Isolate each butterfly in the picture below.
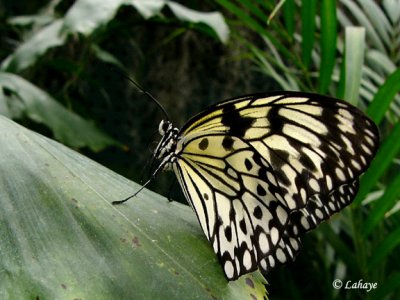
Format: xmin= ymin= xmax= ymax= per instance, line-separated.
xmin=114 ymin=91 xmax=379 ymax=280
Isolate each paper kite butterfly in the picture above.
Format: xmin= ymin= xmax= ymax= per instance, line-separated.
xmin=113 ymin=91 xmax=379 ymax=280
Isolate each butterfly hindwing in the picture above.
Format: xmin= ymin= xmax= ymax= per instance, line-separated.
xmin=174 ymin=134 xmax=290 ymax=278
xmin=168 ymin=92 xmax=379 ymax=280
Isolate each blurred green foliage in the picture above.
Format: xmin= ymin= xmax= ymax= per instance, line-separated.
xmin=1 ymin=0 xmax=399 ymax=299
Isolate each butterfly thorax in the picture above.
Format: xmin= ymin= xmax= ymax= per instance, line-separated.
xmin=154 ymin=120 xmax=179 ymax=170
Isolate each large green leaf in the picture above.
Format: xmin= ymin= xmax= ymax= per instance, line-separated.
xmin=166 ymin=1 xmax=229 ymax=43
xmin=0 ymin=20 xmax=65 ymax=73
xmin=0 ymin=116 xmax=267 ymax=299
xmin=64 ymin=0 xmax=229 ymax=42
xmin=0 ymin=72 xmax=119 ymax=151
xmin=63 ymin=0 xmax=124 ymax=36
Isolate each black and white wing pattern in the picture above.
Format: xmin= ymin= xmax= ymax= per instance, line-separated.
xmin=164 ymin=91 xmax=379 ymax=280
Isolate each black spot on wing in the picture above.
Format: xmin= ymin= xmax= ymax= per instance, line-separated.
xmin=222 ymin=136 xmax=234 ymax=150
xmin=253 ymin=206 xmax=263 ymax=219
xmin=299 ymin=152 xmax=317 ymax=171
xmin=269 ymin=149 xmax=291 ymax=184
xmin=276 ymin=171 xmax=291 ymax=186
xmin=271 ymin=149 xmax=289 ymax=166
xmin=221 ymin=103 xmax=255 ymax=137
xmin=267 ymin=149 xmax=292 ymax=186
xmin=225 ymin=226 xmax=232 ymax=242
xmin=244 ymin=158 xmax=253 ymax=171
xmin=268 ymin=106 xmax=284 ymax=132
xmin=257 ymin=184 xmax=267 ymax=196
xmin=199 ymin=138 xmax=209 ymax=150
xmin=239 ymin=219 xmax=247 ymax=234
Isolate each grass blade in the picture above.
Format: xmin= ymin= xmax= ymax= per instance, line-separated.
xmin=368 ymin=227 xmax=400 ymax=270
xmin=283 ymin=0 xmax=295 ymax=39
xmin=319 ymin=0 xmax=337 ymax=93
xmin=362 ymin=173 xmax=400 ymax=237
xmin=319 ymin=224 xmax=358 ymax=275
xmin=300 ymin=0 xmax=317 ymax=68
xmin=370 ymin=271 xmax=400 ymax=300
xmin=344 ymin=27 xmax=365 ymax=105
xmin=367 ymin=68 xmax=400 ymax=124
xmin=355 ymin=121 xmax=400 ymax=205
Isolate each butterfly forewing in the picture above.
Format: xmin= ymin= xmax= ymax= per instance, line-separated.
xmin=169 ymin=92 xmax=379 ymax=280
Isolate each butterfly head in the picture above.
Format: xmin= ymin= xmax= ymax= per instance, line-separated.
xmin=158 ymin=119 xmax=172 ymax=136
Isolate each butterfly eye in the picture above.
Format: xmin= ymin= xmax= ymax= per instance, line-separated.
xmin=158 ymin=120 xmax=170 ymax=135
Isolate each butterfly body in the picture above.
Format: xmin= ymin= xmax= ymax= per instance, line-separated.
xmin=151 ymin=91 xmax=379 ymax=280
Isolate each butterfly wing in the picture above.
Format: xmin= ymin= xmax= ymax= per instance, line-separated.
xmin=173 ymin=92 xmax=379 ymax=280
xmin=173 ymin=134 xmax=291 ymax=279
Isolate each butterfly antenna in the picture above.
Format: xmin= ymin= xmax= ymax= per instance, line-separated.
xmin=112 ymin=178 xmax=153 ymax=205
xmin=112 ymin=158 xmax=167 ymax=205
xmin=113 ymin=69 xmax=170 ymax=121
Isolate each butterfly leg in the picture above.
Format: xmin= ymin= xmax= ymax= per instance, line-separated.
xmin=166 ymin=177 xmax=178 ymax=202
